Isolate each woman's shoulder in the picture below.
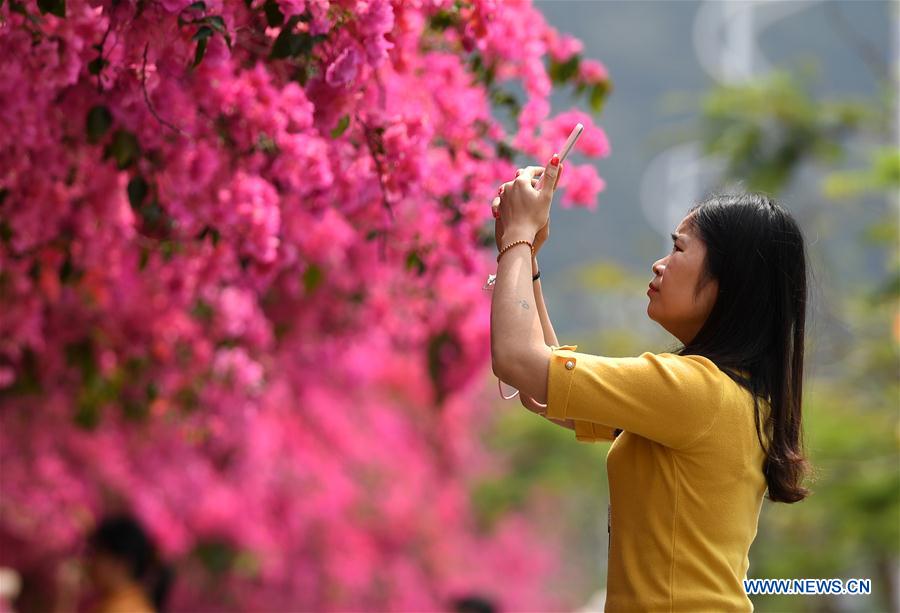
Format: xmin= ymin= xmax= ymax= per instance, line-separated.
xmin=635 ymin=351 xmax=728 ymax=388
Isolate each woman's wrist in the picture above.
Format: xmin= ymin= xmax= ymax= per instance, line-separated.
xmin=502 ymin=226 xmax=537 ymax=247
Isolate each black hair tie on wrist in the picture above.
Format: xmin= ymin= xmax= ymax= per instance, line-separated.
xmin=532 ymin=270 xmax=540 ymax=281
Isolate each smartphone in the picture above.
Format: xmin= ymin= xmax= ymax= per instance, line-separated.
xmin=534 ymin=122 xmax=583 ymax=191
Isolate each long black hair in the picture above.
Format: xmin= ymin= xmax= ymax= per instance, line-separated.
xmin=671 ymin=192 xmax=814 ymax=503
xmin=88 ymin=513 xmax=175 ymax=612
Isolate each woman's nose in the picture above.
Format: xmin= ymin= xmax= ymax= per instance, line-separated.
xmin=652 ymin=261 xmax=665 ymax=276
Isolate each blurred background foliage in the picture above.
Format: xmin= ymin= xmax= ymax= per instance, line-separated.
xmin=472 ymin=6 xmax=899 ymax=611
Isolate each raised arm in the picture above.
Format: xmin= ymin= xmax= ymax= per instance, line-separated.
xmin=522 ymin=255 xmax=577 ymax=432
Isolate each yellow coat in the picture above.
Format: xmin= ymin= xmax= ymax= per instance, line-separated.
xmin=546 ymin=345 xmax=769 ymax=612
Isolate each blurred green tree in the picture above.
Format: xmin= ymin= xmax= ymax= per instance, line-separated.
xmin=695 ymin=41 xmax=899 ymax=613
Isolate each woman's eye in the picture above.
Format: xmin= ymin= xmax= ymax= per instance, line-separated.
xmin=671 ymin=244 xmax=681 ymax=253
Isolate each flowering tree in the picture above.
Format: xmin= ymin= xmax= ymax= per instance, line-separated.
xmin=0 ymin=0 xmax=611 ymax=609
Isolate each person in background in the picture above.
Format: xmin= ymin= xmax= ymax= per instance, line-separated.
xmin=86 ymin=513 xmax=174 ymax=613
xmin=53 ymin=513 xmax=174 ymax=613
xmin=0 ymin=567 xmax=22 ymax=612
xmin=450 ymin=593 xmax=496 ymax=613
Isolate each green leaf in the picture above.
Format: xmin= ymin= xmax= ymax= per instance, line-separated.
xmin=495 ymin=140 xmax=515 ymax=161
xmin=193 ymin=24 xmax=214 ymax=41
xmin=206 ymin=15 xmax=231 ymax=50
xmin=0 ymin=348 xmax=42 ymax=398
xmin=59 ymin=250 xmax=82 ymax=284
xmin=86 ymin=106 xmax=113 ymax=144
xmin=207 ymin=15 xmax=225 ymax=32
xmin=548 ymin=55 xmax=580 ymax=85
xmin=142 ymin=201 xmax=163 ymax=226
xmin=589 ymin=81 xmax=609 ymax=113
xmin=873 ymin=148 xmax=900 ymax=187
xmin=160 ymin=238 xmax=178 ymax=261
xmin=74 ymin=399 xmax=101 ymax=429
xmin=187 ymin=1 xmax=205 ymax=10
xmin=0 ymin=220 xmax=12 ymax=245
xmin=256 ymin=132 xmax=277 ymax=153
xmin=428 ymin=9 xmax=458 ymax=31
xmin=263 ymin=0 xmax=284 ymax=27
xmin=293 ymin=63 xmax=310 ymax=87
xmin=490 ymin=88 xmax=520 ymax=114
xmin=37 ymin=0 xmax=64 ymax=17
xmin=127 ymin=176 xmax=149 ymax=210
xmin=270 ymin=31 xmax=297 ymax=59
xmin=196 ymin=224 xmax=221 ymax=246
xmin=193 ymin=539 xmax=237 ymax=576
xmin=467 ymin=52 xmax=496 ymax=88
xmin=271 ymin=25 xmax=326 ymax=60
xmin=87 ymin=56 xmax=108 ymax=76
xmin=330 ymin=115 xmax=350 ymax=138
xmin=190 ymin=298 xmax=214 ymax=322
xmin=406 ymin=251 xmax=426 ymax=276
xmin=193 ymin=36 xmax=209 ymax=68
xmin=302 ymin=264 xmax=323 ymax=292
xmin=103 ymin=129 xmax=140 ymax=169
xmin=270 ymin=16 xmax=301 ymax=58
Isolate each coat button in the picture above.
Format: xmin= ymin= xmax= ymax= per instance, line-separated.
xmin=565 ymin=360 xmax=575 ymax=370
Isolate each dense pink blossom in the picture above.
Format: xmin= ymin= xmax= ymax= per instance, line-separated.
xmin=544 ymin=110 xmax=612 ymax=160
xmin=547 ymin=31 xmax=583 ymax=62
xmin=559 ymin=163 xmax=608 ymax=210
xmin=579 ymin=58 xmax=610 ymax=83
xmin=0 ymin=0 xmax=611 ymax=609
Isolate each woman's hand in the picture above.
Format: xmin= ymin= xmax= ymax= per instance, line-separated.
xmin=493 ymin=154 xmax=562 ymax=240
xmin=492 ymin=161 xmax=563 ymax=254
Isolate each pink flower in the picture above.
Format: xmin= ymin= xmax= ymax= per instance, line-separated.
xmin=159 ymin=0 xmax=193 ymax=13
xmin=0 ymin=366 xmax=14 ymax=388
xmin=357 ymin=0 xmax=395 ymax=63
xmin=578 ymin=58 xmax=609 ymax=83
xmin=548 ymin=33 xmax=583 ymax=62
xmin=579 ymin=124 xmax=611 ymax=158
xmin=212 ymin=347 xmax=264 ymax=390
xmin=543 ymin=110 xmax=611 ymax=158
xmin=275 ymin=0 xmax=307 ymax=19
xmin=326 ymin=44 xmax=362 ymax=87
xmin=560 ymin=164 xmax=607 ymax=210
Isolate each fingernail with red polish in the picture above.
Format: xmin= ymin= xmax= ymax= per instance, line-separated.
xmin=550 ymin=154 xmax=560 ymax=167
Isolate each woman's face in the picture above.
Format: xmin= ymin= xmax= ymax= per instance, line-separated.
xmin=647 ymin=213 xmax=719 ymax=345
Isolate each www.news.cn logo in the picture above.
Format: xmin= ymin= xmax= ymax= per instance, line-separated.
xmin=743 ymin=578 xmax=872 ymax=595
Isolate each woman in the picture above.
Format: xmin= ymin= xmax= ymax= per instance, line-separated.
xmin=88 ymin=515 xmax=172 ymax=613
xmin=63 ymin=513 xmax=175 ymax=613
xmin=490 ymin=159 xmax=812 ymax=612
